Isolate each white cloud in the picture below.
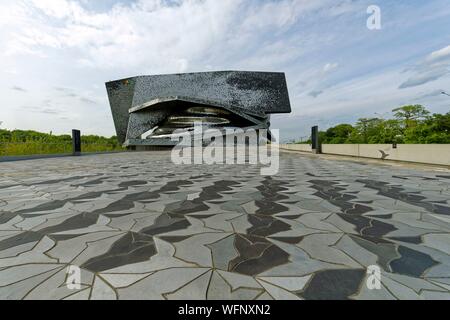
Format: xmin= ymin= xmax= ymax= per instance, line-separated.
xmin=427 ymin=44 xmax=450 ymax=62
xmin=323 ymin=63 xmax=338 ymax=73
xmin=1 ymin=0 xmax=348 ymax=72
xmin=30 ymin=0 xmax=79 ymax=19
xmin=399 ymin=68 xmax=449 ymax=89
xmin=299 ymin=62 xmax=339 ymax=98
xmin=0 ymin=1 xmax=299 ymax=70
xmin=399 ymin=44 xmax=450 ymax=89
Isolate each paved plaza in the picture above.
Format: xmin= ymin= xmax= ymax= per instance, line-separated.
xmin=0 ymin=151 xmax=449 ymax=300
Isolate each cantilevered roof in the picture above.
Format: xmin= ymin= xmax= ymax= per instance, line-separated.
xmin=106 ymin=71 xmax=291 ymax=144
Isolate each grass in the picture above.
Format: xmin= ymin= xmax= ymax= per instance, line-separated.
xmin=0 ymin=141 xmax=125 ymax=157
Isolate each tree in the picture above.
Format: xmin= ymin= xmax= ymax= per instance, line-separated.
xmin=354 ymin=118 xmax=381 ymax=143
xmin=324 ymin=124 xmax=354 ymax=144
xmin=432 ymin=112 xmax=450 ymax=132
xmin=293 ymin=107 xmax=449 ymax=145
xmin=378 ymin=119 xmax=404 ymax=143
xmin=404 ymin=112 xmax=450 ymax=143
xmin=392 ymin=105 xmax=430 ymax=129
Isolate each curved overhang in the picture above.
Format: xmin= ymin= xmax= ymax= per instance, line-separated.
xmin=128 ymin=96 xmax=268 ymax=126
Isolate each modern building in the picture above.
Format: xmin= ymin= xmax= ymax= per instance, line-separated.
xmin=106 ymin=71 xmax=291 ymax=149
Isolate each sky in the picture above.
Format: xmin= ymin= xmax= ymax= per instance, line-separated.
xmin=0 ymin=0 xmax=450 ymax=142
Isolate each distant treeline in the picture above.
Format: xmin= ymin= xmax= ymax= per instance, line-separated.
xmin=0 ymin=129 xmax=123 ymax=156
xmin=297 ymin=105 xmax=450 ymax=144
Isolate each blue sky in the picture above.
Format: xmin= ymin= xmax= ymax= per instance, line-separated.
xmin=0 ymin=0 xmax=449 ymax=142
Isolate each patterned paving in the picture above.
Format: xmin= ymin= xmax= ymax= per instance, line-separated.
xmin=0 ymin=151 xmax=449 ymax=300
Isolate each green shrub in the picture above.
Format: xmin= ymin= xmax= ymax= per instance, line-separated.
xmin=0 ymin=130 xmax=124 ymax=156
